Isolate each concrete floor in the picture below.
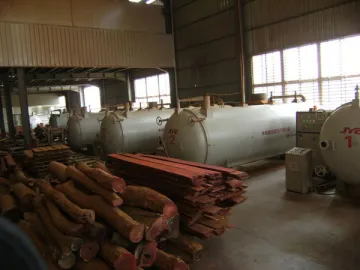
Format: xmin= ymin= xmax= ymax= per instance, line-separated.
xmin=193 ymin=164 xmax=360 ymax=270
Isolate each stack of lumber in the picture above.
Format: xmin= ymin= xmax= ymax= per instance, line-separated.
xmin=0 ymin=161 xmax=193 ymax=270
xmin=24 ymin=145 xmax=72 ymax=177
xmin=107 ymin=154 xmax=248 ymax=239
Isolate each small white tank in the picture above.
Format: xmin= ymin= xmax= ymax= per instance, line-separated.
xmin=319 ymin=88 xmax=360 ymax=184
xmin=49 ymin=112 xmax=70 ymax=128
xmin=100 ymin=108 xmax=173 ymax=156
xmin=163 ymin=98 xmax=307 ymax=167
xmin=67 ymin=111 xmax=106 ymax=149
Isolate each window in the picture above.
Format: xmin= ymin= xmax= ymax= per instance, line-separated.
xmin=134 ymin=73 xmax=171 ymax=108
xmin=84 ymin=86 xmax=101 ymax=112
xmin=252 ymin=34 xmax=360 ymax=109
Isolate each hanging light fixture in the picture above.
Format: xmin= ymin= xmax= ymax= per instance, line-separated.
xmin=129 ymin=0 xmax=142 ymax=3
xmin=146 ymin=0 xmax=156 ymax=4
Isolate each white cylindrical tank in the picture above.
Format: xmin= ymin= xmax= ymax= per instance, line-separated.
xmin=162 ymin=103 xmax=306 ymax=167
xmin=49 ymin=113 xmax=70 ymax=128
xmin=319 ymin=92 xmax=360 ymax=184
xmin=67 ymin=111 xmax=105 ymax=149
xmin=100 ymin=109 xmax=173 ymax=156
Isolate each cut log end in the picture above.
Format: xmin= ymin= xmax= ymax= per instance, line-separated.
xmin=146 ymin=216 xmax=167 ymax=242
xmin=114 ymin=253 xmax=137 ymax=270
xmin=163 ymin=203 xmax=179 ymax=220
xmin=80 ymin=241 xmax=100 ymax=262
xmin=112 ymin=197 xmax=124 ymax=207
xmin=130 ymin=223 xmax=146 ymax=244
xmin=58 ymin=252 xmax=76 ymax=270
xmin=112 ymin=178 xmax=126 ymax=193
xmin=70 ymin=237 xmax=84 ymax=252
xmin=138 ymin=242 xmax=157 ymax=268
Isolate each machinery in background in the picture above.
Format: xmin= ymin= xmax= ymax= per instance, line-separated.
xmin=49 ymin=109 xmax=70 ymax=129
xmin=285 ymin=147 xmax=313 ymax=194
xmin=296 ymin=109 xmax=332 ymax=177
xmin=319 ymin=86 xmax=360 ymax=187
xmin=161 ymin=94 xmax=307 ymax=167
xmin=33 ymin=125 xmax=66 ymax=146
xmin=99 ymin=102 xmax=173 ymax=159
xmin=67 ymin=108 xmax=106 ymax=151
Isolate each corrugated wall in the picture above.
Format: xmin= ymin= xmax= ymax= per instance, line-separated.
xmin=244 ymin=0 xmax=360 ymax=55
xmin=0 ymin=0 xmax=174 ymax=68
xmin=172 ymin=0 xmax=242 ymax=100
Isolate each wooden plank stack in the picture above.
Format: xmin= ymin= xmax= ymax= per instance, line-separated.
xmin=0 ymin=161 xmax=193 ymax=270
xmin=24 ymin=145 xmax=72 ymax=177
xmin=107 ymin=153 xmax=248 ymax=239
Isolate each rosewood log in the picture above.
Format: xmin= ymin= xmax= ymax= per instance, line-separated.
xmin=76 ymin=162 xmax=126 ymax=193
xmin=56 ymin=181 xmax=144 ymax=243
xmin=92 ymin=161 xmax=111 ymax=173
xmin=155 ymin=250 xmax=189 ymax=270
xmin=12 ymin=183 xmax=37 ymax=210
xmin=66 ymin=165 xmax=123 ymax=207
xmin=36 ymin=179 xmax=95 ymax=224
xmin=48 ymin=162 xmax=68 ymax=183
xmin=100 ymin=242 xmax=137 ymax=270
xmin=10 ymin=168 xmax=34 ymax=186
xmin=0 ymin=193 xmax=22 ymax=222
xmin=136 ymin=241 xmax=158 ymax=268
xmin=121 ymin=186 xmax=178 ymax=219
xmin=80 ymin=240 xmax=99 ymax=262
xmin=45 ymin=198 xmax=84 ymax=236
xmin=169 ymin=233 xmax=204 ymax=261
xmin=75 ymin=259 xmax=110 ymax=270
xmin=84 ymin=221 xmax=107 ymax=241
xmin=18 ymin=220 xmax=48 ymax=257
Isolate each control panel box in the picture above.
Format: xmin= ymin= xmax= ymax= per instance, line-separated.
xmin=286 ymin=147 xmax=312 ymax=194
xmin=296 ymin=111 xmax=331 ymax=133
xmin=297 ymin=133 xmax=325 ymax=170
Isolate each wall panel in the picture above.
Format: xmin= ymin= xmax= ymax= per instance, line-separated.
xmin=0 ymin=22 xmax=174 ymax=68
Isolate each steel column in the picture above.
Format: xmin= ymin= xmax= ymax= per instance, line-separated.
xmin=0 ymin=88 xmax=5 ymax=135
xmin=17 ymin=68 xmax=31 ymax=149
xmin=3 ymin=80 xmax=15 ymax=138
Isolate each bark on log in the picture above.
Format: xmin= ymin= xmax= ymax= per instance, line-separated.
xmin=18 ymin=220 xmax=61 ymax=270
xmin=84 ymin=221 xmax=107 ymax=241
xmin=121 ymin=206 xmax=167 ymax=242
xmin=75 ymin=259 xmax=110 ymax=270
xmin=168 ymin=233 xmax=204 ymax=261
xmin=80 ymin=240 xmax=99 ymax=262
xmin=10 ymin=168 xmax=34 ymax=186
xmin=76 ymin=162 xmax=126 ymax=193
xmin=48 ymin=162 xmax=68 ymax=183
xmin=34 ymin=197 xmax=83 ymax=256
xmin=155 ymin=250 xmax=189 ymax=270
xmin=12 ymin=183 xmax=37 ymax=210
xmin=66 ymin=165 xmax=123 ymax=207
xmin=0 ymin=193 xmax=22 ymax=222
xmin=100 ymin=242 xmax=137 ymax=270
xmin=121 ymin=186 xmax=178 ymax=219
xmin=36 ymin=179 xmax=95 ymax=224
xmin=92 ymin=161 xmax=111 ymax=174
xmin=45 ymin=198 xmax=84 ymax=236
xmin=56 ymin=181 xmax=144 ymax=243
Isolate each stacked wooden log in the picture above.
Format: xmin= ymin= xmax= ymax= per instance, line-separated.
xmin=0 ymin=153 xmax=17 ymax=176
xmin=0 ymin=162 xmax=192 ymax=270
xmin=24 ymin=145 xmax=72 ymax=177
xmin=107 ymin=153 xmax=248 ymax=239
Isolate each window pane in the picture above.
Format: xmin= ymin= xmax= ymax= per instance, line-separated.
xmin=341 ymin=36 xmax=360 ymax=76
xmin=84 ymin=86 xmax=101 ymax=112
xmin=252 ymin=51 xmax=281 ymax=85
xmin=147 ymin=97 xmax=160 ymax=103
xmin=159 ymin=73 xmax=170 ymax=95
xmin=146 ymin=76 xmax=159 ymax=97
xmin=254 ymin=85 xmax=282 ymax=98
xmin=322 ymin=77 xmax=360 ymax=109
xmin=284 ymin=44 xmax=318 ymax=81
xmin=160 ymin=95 xmax=171 ymax=105
xmin=134 ymin=98 xmax=147 ymax=109
xmin=135 ymin=79 xmax=147 ymax=98
xmin=321 ymin=39 xmax=341 ymax=77
xmin=285 ymin=82 xmax=319 ymax=106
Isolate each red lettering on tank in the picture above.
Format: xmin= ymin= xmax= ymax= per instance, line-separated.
xmin=340 ymin=127 xmax=360 ymax=135
xmin=262 ymin=127 xmax=291 ymax=136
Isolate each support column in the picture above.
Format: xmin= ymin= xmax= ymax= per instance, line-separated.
xmin=17 ymin=68 xmax=31 ymax=149
xmin=0 ymin=87 xmax=6 ymax=135
xmin=3 ymin=80 xmax=15 ymax=138
xmin=167 ymin=68 xmax=177 ymax=108
xmin=127 ymin=73 xmax=135 ymax=103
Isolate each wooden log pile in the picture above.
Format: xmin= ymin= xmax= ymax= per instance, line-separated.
xmin=107 ymin=153 xmax=248 ymax=239
xmin=0 ymin=161 xmax=191 ymax=270
xmin=23 ymin=145 xmax=72 ymax=178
